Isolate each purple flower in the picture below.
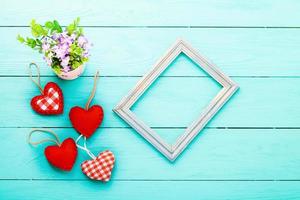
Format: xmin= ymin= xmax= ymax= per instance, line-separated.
xmin=58 ymin=32 xmax=74 ymax=45
xmin=84 ymin=42 xmax=91 ymax=50
xmin=61 ymin=37 xmax=73 ymax=45
xmin=55 ymin=48 xmax=66 ymax=59
xmin=52 ymin=33 xmax=59 ymax=40
xmin=82 ymin=50 xmax=90 ymax=58
xmin=78 ymin=35 xmax=88 ymax=47
xmin=61 ymin=56 xmax=70 ymax=67
xmin=42 ymin=42 xmax=50 ymax=52
xmin=40 ymin=25 xmax=92 ymax=70
xmin=52 ymin=44 xmax=69 ymax=59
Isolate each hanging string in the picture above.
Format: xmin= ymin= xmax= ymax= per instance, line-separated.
xmin=28 ymin=62 xmax=43 ymax=94
xmin=28 ymin=128 xmax=61 ymax=146
xmin=85 ymin=71 xmax=100 ymax=110
xmin=76 ymin=135 xmax=96 ymax=159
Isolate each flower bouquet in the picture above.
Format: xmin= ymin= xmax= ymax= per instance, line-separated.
xmin=17 ymin=18 xmax=91 ymax=80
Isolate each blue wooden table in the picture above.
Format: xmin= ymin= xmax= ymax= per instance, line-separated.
xmin=1 ymin=0 xmax=300 ymax=199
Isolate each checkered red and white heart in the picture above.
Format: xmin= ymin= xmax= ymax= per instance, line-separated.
xmin=81 ymin=150 xmax=115 ymax=182
xmin=31 ymin=82 xmax=64 ymax=115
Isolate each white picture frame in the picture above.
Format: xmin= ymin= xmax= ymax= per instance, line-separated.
xmin=114 ymin=39 xmax=239 ymax=162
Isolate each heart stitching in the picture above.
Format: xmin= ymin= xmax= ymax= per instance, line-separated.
xmin=31 ymin=82 xmax=64 ymax=115
xmin=81 ymin=150 xmax=115 ymax=182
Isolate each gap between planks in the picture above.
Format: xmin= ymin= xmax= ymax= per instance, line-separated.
xmin=1 ymin=179 xmax=300 ymax=182
xmin=1 ymin=127 xmax=300 ymax=129
xmin=2 ymin=25 xmax=300 ymax=29
xmin=1 ymin=75 xmax=300 ymax=78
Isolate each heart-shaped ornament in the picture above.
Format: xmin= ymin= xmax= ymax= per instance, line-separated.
xmin=31 ymin=82 xmax=64 ymax=115
xmin=69 ymin=71 xmax=104 ymax=138
xmin=69 ymin=105 xmax=104 ymax=138
xmin=81 ymin=150 xmax=115 ymax=182
xmin=45 ymin=138 xmax=77 ymax=171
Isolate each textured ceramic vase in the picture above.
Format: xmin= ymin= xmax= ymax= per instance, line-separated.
xmin=55 ymin=65 xmax=85 ymax=80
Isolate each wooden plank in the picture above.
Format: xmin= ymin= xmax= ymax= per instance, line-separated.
xmin=1 ymin=180 xmax=300 ymax=200
xmin=2 ymin=0 xmax=300 ymax=26
xmin=2 ymin=28 xmax=300 ymax=76
xmin=1 ymin=128 xmax=300 ymax=180
xmin=1 ymin=77 xmax=299 ymax=128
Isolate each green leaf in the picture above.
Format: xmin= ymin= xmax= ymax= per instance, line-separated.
xmin=74 ymin=46 xmax=83 ymax=55
xmin=53 ymin=20 xmax=62 ymax=33
xmin=52 ymin=65 xmax=61 ymax=75
xmin=36 ymin=39 xmax=42 ymax=45
xmin=26 ymin=37 xmax=36 ymax=48
xmin=36 ymin=39 xmax=42 ymax=51
xmin=66 ymin=17 xmax=82 ymax=35
xmin=71 ymin=60 xmax=82 ymax=69
xmin=30 ymin=19 xmax=36 ymax=27
xmin=69 ymin=43 xmax=76 ymax=52
xmin=67 ymin=24 xmax=75 ymax=35
xmin=82 ymin=57 xmax=88 ymax=62
xmin=75 ymin=17 xmax=80 ymax=25
xmin=78 ymin=27 xmax=83 ymax=35
xmin=17 ymin=35 xmax=25 ymax=43
xmin=30 ymin=19 xmax=47 ymax=37
xmin=45 ymin=21 xmax=54 ymax=29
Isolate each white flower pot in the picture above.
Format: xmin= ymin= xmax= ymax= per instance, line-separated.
xmin=54 ymin=65 xmax=85 ymax=80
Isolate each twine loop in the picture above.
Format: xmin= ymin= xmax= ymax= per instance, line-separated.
xmin=28 ymin=128 xmax=61 ymax=146
xmin=77 ymin=70 xmax=100 ymax=158
xmin=28 ymin=62 xmax=43 ymax=94
xmin=85 ymin=71 xmax=100 ymax=110
xmin=76 ymin=135 xmax=96 ymax=159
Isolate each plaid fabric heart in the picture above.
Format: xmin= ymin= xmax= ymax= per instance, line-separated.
xmin=81 ymin=150 xmax=115 ymax=182
xmin=31 ymin=82 xmax=64 ymax=115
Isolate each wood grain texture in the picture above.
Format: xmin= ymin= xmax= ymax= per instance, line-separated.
xmin=2 ymin=28 xmax=300 ymax=76
xmin=1 ymin=128 xmax=300 ymax=180
xmin=1 ymin=0 xmax=300 ymax=199
xmin=1 ymin=180 xmax=300 ymax=200
xmin=1 ymin=77 xmax=299 ymax=128
xmin=2 ymin=0 xmax=300 ymax=26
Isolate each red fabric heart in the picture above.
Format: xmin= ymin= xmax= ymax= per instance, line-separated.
xmin=31 ymin=82 xmax=64 ymax=115
xmin=44 ymin=138 xmax=77 ymax=171
xmin=81 ymin=150 xmax=115 ymax=182
xmin=69 ymin=105 xmax=104 ymax=138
